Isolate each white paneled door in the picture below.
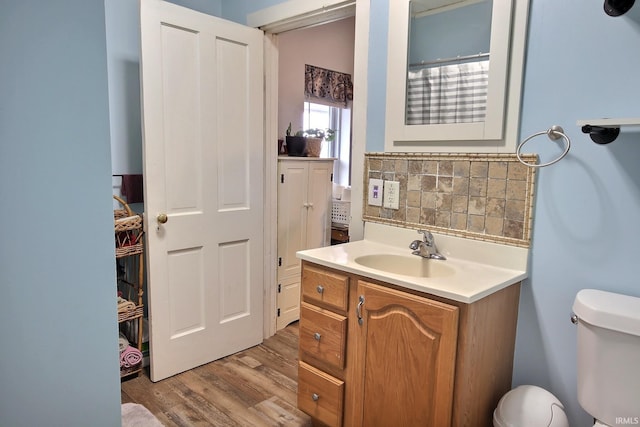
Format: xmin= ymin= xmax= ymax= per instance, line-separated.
xmin=140 ymin=0 xmax=264 ymax=382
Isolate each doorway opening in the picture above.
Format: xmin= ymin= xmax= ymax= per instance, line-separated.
xmin=276 ymin=16 xmax=355 ymax=188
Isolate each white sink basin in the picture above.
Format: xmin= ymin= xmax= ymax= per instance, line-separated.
xmin=297 ymin=223 xmax=529 ymax=303
xmin=354 ymin=254 xmax=455 ymax=278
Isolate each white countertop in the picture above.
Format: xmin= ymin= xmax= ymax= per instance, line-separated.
xmin=297 ymin=223 xmax=529 ymax=304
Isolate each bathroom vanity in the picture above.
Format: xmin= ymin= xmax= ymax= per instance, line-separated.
xmin=296 ymin=223 xmax=528 ymax=427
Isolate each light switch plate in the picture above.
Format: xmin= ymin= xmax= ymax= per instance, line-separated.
xmin=368 ymin=179 xmax=383 ymax=206
xmin=383 ymin=180 xmax=400 ymax=210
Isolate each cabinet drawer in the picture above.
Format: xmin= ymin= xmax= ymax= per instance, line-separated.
xmin=298 ymin=361 xmax=344 ymax=427
xmin=302 ymin=264 xmax=349 ymax=312
xmin=299 ymin=303 xmax=347 ymax=369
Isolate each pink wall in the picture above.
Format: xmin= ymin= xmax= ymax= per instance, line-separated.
xmin=278 ymin=17 xmax=355 ymax=138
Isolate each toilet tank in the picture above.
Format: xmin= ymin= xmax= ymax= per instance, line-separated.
xmin=573 ymin=289 xmax=640 ymax=426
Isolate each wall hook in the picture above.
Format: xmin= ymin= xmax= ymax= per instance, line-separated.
xmin=604 ymin=0 xmax=635 ymax=16
xmin=580 ymin=125 xmax=620 ymax=144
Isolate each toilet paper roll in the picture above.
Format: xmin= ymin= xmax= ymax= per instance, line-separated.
xmin=341 ymin=187 xmax=351 ymax=201
xmin=333 ymin=184 xmax=344 ymax=200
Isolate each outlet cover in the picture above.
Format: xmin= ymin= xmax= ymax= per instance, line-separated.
xmin=383 ymin=180 xmax=400 ymax=210
xmin=368 ymin=179 xmax=383 ymax=206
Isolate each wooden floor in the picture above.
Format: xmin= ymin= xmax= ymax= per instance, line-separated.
xmin=121 ymin=322 xmax=311 ymax=427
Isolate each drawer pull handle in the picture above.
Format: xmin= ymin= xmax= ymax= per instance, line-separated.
xmin=357 ymin=295 xmax=365 ymax=325
xmin=316 ymin=285 xmax=324 ymax=294
xmin=312 ymin=393 xmax=320 ymax=402
xmin=314 ymin=332 xmax=322 ymax=341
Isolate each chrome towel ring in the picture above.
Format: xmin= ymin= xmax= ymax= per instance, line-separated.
xmin=516 ymin=125 xmax=571 ymax=168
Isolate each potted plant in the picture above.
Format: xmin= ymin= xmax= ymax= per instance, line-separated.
xmin=296 ymin=128 xmax=335 ymax=157
xmin=284 ymin=124 xmax=336 ymax=157
xmin=284 ymin=123 xmax=307 ymax=156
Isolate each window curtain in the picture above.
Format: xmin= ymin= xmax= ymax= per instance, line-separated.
xmin=305 ymin=64 xmax=353 ymax=107
xmin=406 ymin=60 xmax=489 ymax=125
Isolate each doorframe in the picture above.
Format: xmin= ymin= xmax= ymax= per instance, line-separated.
xmin=251 ymin=0 xmax=370 ymax=337
xmin=263 ymin=32 xmax=279 ymax=339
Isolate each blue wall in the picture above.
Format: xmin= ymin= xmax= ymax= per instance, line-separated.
xmin=220 ymin=0 xmax=285 ymax=25
xmin=366 ymin=0 xmax=390 ymax=152
xmin=107 ymin=0 xmax=222 ymax=176
xmin=513 ymin=2 xmax=640 ymax=424
xmin=0 ymin=1 xmax=121 ymax=426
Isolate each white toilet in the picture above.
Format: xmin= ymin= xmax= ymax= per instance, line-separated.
xmin=573 ymin=289 xmax=640 ymax=427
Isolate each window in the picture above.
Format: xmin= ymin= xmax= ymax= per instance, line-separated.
xmin=303 ymin=101 xmax=351 ymax=186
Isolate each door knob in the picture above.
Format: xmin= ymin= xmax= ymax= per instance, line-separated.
xmin=157 ymin=213 xmax=168 ymax=224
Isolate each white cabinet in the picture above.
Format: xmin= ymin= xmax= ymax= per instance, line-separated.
xmin=277 ymin=157 xmax=334 ymax=330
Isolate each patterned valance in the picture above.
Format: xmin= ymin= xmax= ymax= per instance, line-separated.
xmin=304 ymin=64 xmax=353 ymax=107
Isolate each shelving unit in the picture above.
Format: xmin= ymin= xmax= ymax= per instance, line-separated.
xmin=577 ymin=118 xmax=640 ymax=144
xmin=113 ymin=195 xmax=145 ymax=378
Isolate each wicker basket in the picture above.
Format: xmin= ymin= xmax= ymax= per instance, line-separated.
xmin=306 ymin=137 xmax=322 ymax=157
xmin=118 ymin=305 xmax=144 ymax=323
xmin=120 ymin=362 xmax=143 ymax=377
xmin=114 ymin=195 xmax=144 ymax=258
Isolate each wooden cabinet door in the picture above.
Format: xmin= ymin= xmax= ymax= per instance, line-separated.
xmin=351 ymin=281 xmax=459 ymax=427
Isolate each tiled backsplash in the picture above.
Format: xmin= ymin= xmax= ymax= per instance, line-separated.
xmin=363 ymin=153 xmax=538 ymax=247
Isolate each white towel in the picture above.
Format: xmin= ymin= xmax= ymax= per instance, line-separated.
xmin=117 ymin=296 xmax=136 ymax=313
xmin=119 ymin=333 xmax=129 ymax=353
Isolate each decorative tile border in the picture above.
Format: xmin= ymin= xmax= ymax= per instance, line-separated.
xmin=363 ymin=152 xmax=538 ymax=247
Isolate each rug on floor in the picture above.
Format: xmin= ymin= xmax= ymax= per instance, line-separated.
xmin=121 ymin=403 xmax=164 ymax=427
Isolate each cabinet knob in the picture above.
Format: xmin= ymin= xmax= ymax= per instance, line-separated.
xmin=316 ymin=285 xmax=324 ymax=294
xmin=157 ymin=213 xmax=168 ymax=224
xmin=314 ymin=332 xmax=322 ymax=341
xmin=312 ymin=393 xmax=320 ymax=402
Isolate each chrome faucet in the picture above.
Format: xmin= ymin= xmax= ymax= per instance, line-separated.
xmin=409 ymin=230 xmax=446 ymax=260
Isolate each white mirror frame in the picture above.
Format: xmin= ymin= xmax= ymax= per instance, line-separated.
xmin=385 ymin=0 xmax=530 ymax=153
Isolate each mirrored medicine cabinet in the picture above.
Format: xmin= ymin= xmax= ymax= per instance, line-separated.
xmin=385 ymin=0 xmax=530 ymax=152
